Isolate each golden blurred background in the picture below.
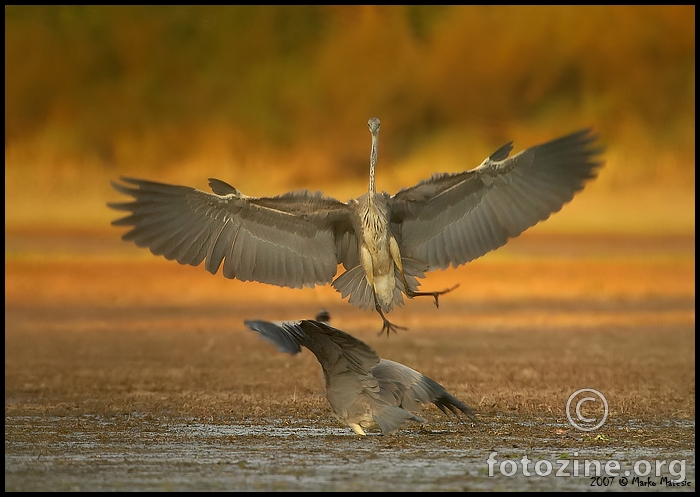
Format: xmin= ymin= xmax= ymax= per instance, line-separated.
xmin=5 ymin=6 xmax=695 ymax=233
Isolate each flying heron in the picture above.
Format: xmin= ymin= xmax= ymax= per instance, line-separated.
xmin=244 ymin=311 xmax=476 ymax=435
xmin=109 ymin=119 xmax=603 ymax=335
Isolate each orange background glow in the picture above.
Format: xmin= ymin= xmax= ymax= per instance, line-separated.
xmin=5 ymin=6 xmax=695 ymax=233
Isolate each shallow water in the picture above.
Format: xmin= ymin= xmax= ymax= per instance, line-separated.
xmin=5 ymin=415 xmax=694 ymax=491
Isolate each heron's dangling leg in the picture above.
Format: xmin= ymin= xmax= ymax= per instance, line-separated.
xmin=372 ymin=289 xmax=407 ymax=337
xmin=397 ymin=266 xmax=460 ymax=309
xmin=406 ymin=283 xmax=460 ymax=308
xmin=389 ymin=239 xmax=459 ymax=309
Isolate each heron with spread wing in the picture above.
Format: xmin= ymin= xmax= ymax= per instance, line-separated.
xmin=109 ymin=119 xmax=603 ymax=335
xmin=244 ymin=310 xmax=476 ymax=436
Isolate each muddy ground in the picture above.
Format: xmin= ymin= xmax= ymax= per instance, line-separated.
xmin=5 ymin=229 xmax=695 ymax=491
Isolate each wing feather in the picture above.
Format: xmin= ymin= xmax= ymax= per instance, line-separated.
xmin=390 ymin=128 xmax=603 ymax=270
xmin=243 ymin=319 xmax=380 ymax=376
xmin=109 ymin=177 xmax=356 ymax=289
xmin=372 ymin=359 xmax=475 ymax=421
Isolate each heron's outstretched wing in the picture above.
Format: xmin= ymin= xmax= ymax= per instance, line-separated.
xmin=244 ymin=319 xmax=424 ymax=435
xmin=244 ymin=318 xmax=473 ymax=434
xmin=372 ymin=359 xmax=476 ymax=421
xmin=243 ymin=319 xmax=380 ymax=379
xmin=109 ymin=177 xmax=355 ymax=289
xmin=389 ymin=129 xmax=604 ymax=270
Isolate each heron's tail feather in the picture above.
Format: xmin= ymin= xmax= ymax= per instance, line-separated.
xmin=431 ymin=388 xmax=477 ymax=423
xmin=333 ymin=258 xmax=429 ymax=312
xmin=412 ymin=374 xmax=477 ymax=423
xmin=332 ymin=265 xmax=381 ymax=311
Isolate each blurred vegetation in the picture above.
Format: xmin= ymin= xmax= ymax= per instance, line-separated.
xmin=4 ymin=6 xmax=695 ymax=230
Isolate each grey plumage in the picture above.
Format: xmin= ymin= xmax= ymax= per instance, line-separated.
xmin=244 ymin=312 xmax=476 ymax=435
xmin=109 ymin=119 xmax=603 ymax=335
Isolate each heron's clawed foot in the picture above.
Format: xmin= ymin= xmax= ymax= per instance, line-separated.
xmin=378 ymin=317 xmax=408 ymax=337
xmin=373 ymin=292 xmax=408 ymax=336
xmin=408 ymin=283 xmax=460 ymax=309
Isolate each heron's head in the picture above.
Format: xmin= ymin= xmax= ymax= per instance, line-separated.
xmin=315 ymin=310 xmax=331 ymax=322
xmin=368 ymin=118 xmax=381 ymax=136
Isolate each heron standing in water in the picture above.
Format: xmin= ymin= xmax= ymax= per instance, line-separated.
xmin=109 ymin=118 xmax=603 ymax=335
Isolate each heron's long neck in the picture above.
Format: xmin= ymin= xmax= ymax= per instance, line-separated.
xmin=368 ymin=133 xmax=378 ymax=202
